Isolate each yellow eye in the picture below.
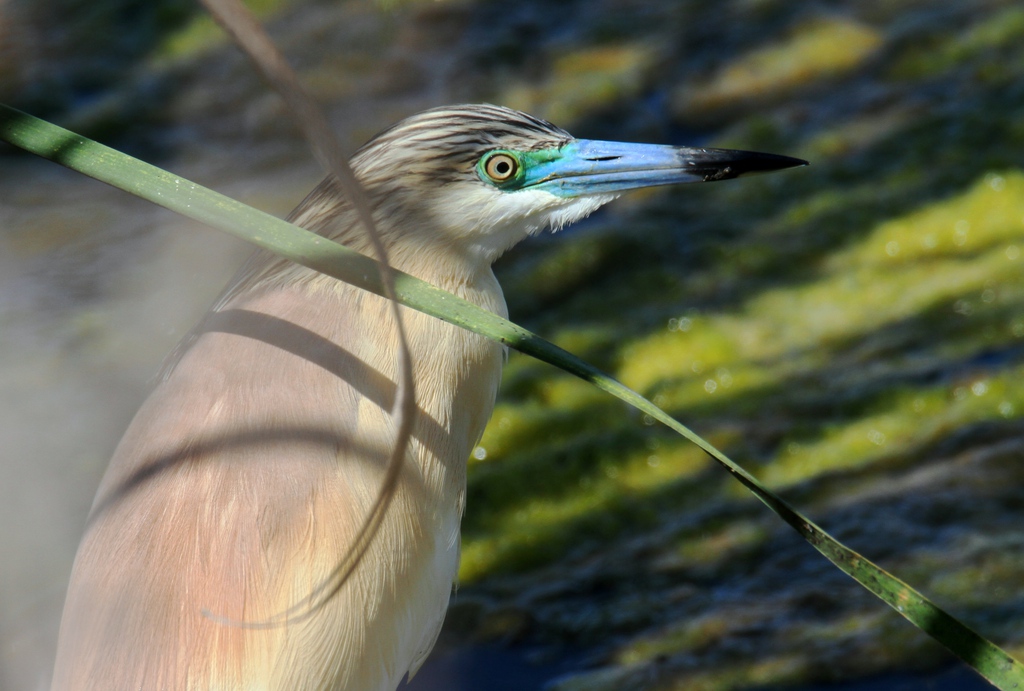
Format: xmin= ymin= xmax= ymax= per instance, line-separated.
xmin=483 ymin=152 xmax=518 ymax=182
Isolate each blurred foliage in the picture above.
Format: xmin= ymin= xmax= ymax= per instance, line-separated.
xmin=460 ymin=1 xmax=1024 ymax=689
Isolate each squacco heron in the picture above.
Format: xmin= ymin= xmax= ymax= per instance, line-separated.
xmin=51 ymin=104 xmax=804 ymax=690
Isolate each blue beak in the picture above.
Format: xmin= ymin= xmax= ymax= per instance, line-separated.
xmin=526 ymin=139 xmax=807 ymax=197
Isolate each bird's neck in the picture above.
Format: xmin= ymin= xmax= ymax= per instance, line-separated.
xmin=287 ymin=177 xmax=524 ymax=290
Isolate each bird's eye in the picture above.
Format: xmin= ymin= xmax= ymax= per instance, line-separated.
xmin=482 ymin=152 xmax=519 ymax=182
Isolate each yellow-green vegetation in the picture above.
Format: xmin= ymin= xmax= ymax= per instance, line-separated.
xmin=153 ymin=0 xmax=297 ymax=62
xmin=889 ymin=5 xmax=1024 ymax=80
xmin=674 ymin=16 xmax=883 ymax=116
xmin=599 ymin=607 xmax=933 ymax=691
xmin=462 ymin=420 xmax=712 ymax=580
xmin=458 ymin=3 xmax=1024 ymax=687
xmin=615 ymin=172 xmax=1024 ymax=489
xmin=466 ymin=164 xmax=1024 ymax=578
xmin=501 ymin=43 xmax=658 ymax=125
xmin=551 ymin=650 xmax=808 ymax=691
xmin=927 ymin=543 xmax=1024 ymax=606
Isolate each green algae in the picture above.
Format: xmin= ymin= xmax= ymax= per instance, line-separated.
xmin=889 ymin=5 xmax=1024 ymax=81
xmin=674 ymin=15 xmax=883 ymax=118
xmin=479 ymin=204 xmax=1017 ymax=529
xmin=153 ymin=0 xmax=297 ymax=62
xmin=464 ymin=161 xmax=1024 ymax=581
xmin=454 ymin=5 xmax=1024 ymax=685
xmin=500 ymin=43 xmax=659 ymax=125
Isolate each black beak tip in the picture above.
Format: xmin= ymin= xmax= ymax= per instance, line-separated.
xmin=729 ymin=151 xmax=808 ymax=179
xmin=762 ymin=152 xmax=809 ymax=171
xmin=694 ymin=149 xmax=808 ymax=182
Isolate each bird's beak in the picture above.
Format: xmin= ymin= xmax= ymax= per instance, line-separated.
xmin=526 ymin=139 xmax=807 ymax=197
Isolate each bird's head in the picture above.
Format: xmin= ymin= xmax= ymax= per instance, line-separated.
xmin=307 ymin=104 xmax=805 ymax=272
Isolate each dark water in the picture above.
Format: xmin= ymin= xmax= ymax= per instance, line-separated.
xmin=766 ymin=665 xmax=993 ymax=691
xmin=403 ymin=644 xmax=573 ymax=691
xmin=406 ymin=646 xmax=991 ymax=691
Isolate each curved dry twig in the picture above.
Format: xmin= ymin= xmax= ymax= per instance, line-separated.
xmin=197 ymin=0 xmax=417 ymax=627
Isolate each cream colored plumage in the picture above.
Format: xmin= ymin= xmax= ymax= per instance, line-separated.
xmin=51 ymin=104 xmax=804 ymax=690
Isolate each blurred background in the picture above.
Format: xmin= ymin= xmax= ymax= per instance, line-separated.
xmin=2 ymin=0 xmax=1024 ymax=689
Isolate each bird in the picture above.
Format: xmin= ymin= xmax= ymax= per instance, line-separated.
xmin=50 ymin=104 xmax=805 ymax=690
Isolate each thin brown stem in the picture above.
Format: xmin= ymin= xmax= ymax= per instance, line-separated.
xmin=196 ymin=0 xmax=417 ymax=627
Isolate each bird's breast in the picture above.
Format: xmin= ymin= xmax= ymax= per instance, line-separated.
xmin=56 ymin=268 xmax=508 ymax=691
